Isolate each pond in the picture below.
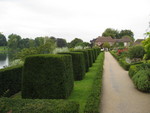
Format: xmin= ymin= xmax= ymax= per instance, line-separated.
xmin=0 ymin=53 xmax=9 ymax=69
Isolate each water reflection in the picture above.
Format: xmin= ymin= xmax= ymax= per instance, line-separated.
xmin=0 ymin=53 xmax=9 ymax=69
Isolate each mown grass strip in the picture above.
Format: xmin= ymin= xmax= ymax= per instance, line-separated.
xmin=68 ymin=52 xmax=104 ymax=113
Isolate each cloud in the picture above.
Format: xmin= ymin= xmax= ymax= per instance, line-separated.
xmin=0 ymin=0 xmax=150 ymax=42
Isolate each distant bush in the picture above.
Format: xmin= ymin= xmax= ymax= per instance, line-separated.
xmin=73 ymin=50 xmax=89 ymax=72
xmin=0 ymin=66 xmax=22 ymax=97
xmin=132 ymin=70 xmax=150 ymax=92
xmin=119 ymin=58 xmax=130 ymax=71
xmin=84 ymin=52 xmax=104 ymax=113
xmin=59 ymin=52 xmax=85 ymax=81
xmin=128 ymin=46 xmax=145 ymax=59
xmin=53 ymin=47 xmax=69 ymax=54
xmin=0 ymin=98 xmax=79 ymax=113
xmin=22 ymin=54 xmax=74 ymax=99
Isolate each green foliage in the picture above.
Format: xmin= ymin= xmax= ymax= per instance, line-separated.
xmin=119 ymin=58 xmax=130 ymax=70
xmin=18 ymin=38 xmax=30 ymax=49
xmin=34 ymin=37 xmax=44 ymax=47
xmin=119 ymin=30 xmax=134 ymax=41
xmin=56 ymin=38 xmax=67 ymax=47
xmin=84 ymin=52 xmax=104 ymax=113
xmin=128 ymin=64 xmax=140 ymax=78
xmin=103 ymin=42 xmax=110 ymax=49
xmin=142 ymin=37 xmax=150 ymax=60
xmin=8 ymin=34 xmax=21 ymax=50
xmin=0 ymin=33 xmax=7 ymax=46
xmin=128 ymin=46 xmax=145 ymax=59
xmin=132 ymin=70 xmax=150 ymax=92
xmin=68 ymin=38 xmax=83 ymax=48
xmin=0 ymin=66 xmax=23 ymax=97
xmin=102 ymin=28 xmax=119 ymax=39
xmin=59 ymin=52 xmax=85 ymax=81
xmin=0 ymin=98 xmax=79 ymax=113
xmin=73 ymin=50 xmax=89 ymax=72
xmin=22 ymin=54 xmax=74 ymax=99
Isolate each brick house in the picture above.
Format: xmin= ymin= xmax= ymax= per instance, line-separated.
xmin=94 ymin=36 xmax=133 ymax=47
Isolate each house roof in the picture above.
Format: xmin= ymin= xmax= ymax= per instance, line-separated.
xmin=115 ymin=37 xmax=132 ymax=42
xmin=95 ymin=36 xmax=132 ymax=43
xmin=95 ymin=36 xmax=115 ymax=43
xmin=133 ymin=39 xmax=144 ymax=45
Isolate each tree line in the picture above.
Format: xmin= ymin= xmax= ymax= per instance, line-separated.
xmin=0 ymin=33 xmax=90 ymax=50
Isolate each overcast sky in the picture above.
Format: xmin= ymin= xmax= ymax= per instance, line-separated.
xmin=0 ymin=0 xmax=150 ymax=42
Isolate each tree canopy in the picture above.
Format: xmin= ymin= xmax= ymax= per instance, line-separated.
xmin=68 ymin=38 xmax=83 ymax=48
xmin=102 ymin=28 xmax=119 ymax=39
xmin=119 ymin=30 xmax=134 ymax=41
xmin=56 ymin=38 xmax=67 ymax=47
xmin=102 ymin=28 xmax=134 ymax=40
xmin=0 ymin=33 xmax=7 ymax=46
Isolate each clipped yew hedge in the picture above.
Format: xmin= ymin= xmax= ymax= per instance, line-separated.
xmin=0 ymin=98 xmax=79 ymax=113
xmin=0 ymin=65 xmax=23 ymax=97
xmin=59 ymin=52 xmax=85 ymax=81
xmin=73 ymin=50 xmax=89 ymax=72
xmin=22 ymin=54 xmax=74 ymax=99
xmin=86 ymin=49 xmax=93 ymax=67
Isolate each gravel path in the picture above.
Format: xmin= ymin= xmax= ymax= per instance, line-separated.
xmin=100 ymin=52 xmax=150 ymax=113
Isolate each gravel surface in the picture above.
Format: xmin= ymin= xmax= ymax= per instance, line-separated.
xmin=100 ymin=52 xmax=150 ymax=113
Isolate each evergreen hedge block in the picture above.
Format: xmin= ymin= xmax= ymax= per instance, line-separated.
xmin=91 ymin=49 xmax=96 ymax=62
xmin=59 ymin=52 xmax=85 ymax=80
xmin=73 ymin=50 xmax=89 ymax=72
xmin=0 ymin=98 xmax=79 ymax=113
xmin=0 ymin=65 xmax=23 ymax=97
xmin=86 ymin=49 xmax=93 ymax=67
xmin=22 ymin=54 xmax=74 ymax=99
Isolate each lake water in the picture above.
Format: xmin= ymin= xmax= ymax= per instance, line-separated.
xmin=0 ymin=53 xmax=9 ymax=69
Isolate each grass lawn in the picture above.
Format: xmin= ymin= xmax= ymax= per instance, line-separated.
xmin=68 ymin=54 xmax=102 ymax=113
xmin=11 ymin=53 xmax=102 ymax=113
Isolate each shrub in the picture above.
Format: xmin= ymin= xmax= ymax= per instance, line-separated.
xmin=132 ymin=70 xmax=150 ymax=92
xmin=128 ymin=65 xmax=140 ymax=78
xmin=86 ymin=49 xmax=93 ymax=67
xmin=128 ymin=45 xmax=145 ymax=59
xmin=22 ymin=54 xmax=74 ymax=99
xmin=0 ymin=65 xmax=23 ymax=97
xmin=59 ymin=52 xmax=85 ymax=81
xmin=119 ymin=58 xmax=130 ymax=71
xmin=73 ymin=50 xmax=89 ymax=72
xmin=84 ymin=52 xmax=104 ymax=113
xmin=0 ymin=98 xmax=79 ymax=113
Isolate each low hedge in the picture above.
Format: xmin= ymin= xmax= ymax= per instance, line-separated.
xmin=73 ymin=50 xmax=89 ymax=72
xmin=84 ymin=52 xmax=104 ymax=113
xmin=128 ymin=64 xmax=140 ymax=78
xmin=22 ymin=54 xmax=74 ymax=99
xmin=119 ymin=59 xmax=130 ymax=71
xmin=0 ymin=65 xmax=23 ymax=97
xmin=59 ymin=52 xmax=85 ymax=81
xmin=0 ymin=98 xmax=79 ymax=113
xmin=86 ymin=49 xmax=93 ymax=67
xmin=110 ymin=51 xmax=130 ymax=71
xmin=132 ymin=70 xmax=150 ymax=92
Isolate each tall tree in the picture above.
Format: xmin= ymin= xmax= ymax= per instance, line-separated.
xmin=35 ymin=37 xmax=44 ymax=47
xmin=0 ymin=33 xmax=7 ymax=46
xmin=18 ymin=38 xmax=30 ymax=49
xmin=56 ymin=38 xmax=67 ymax=47
xmin=8 ymin=34 xmax=21 ymax=49
xmin=102 ymin=28 xmax=119 ymax=39
xmin=119 ymin=30 xmax=134 ymax=40
xmin=69 ymin=38 xmax=83 ymax=48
